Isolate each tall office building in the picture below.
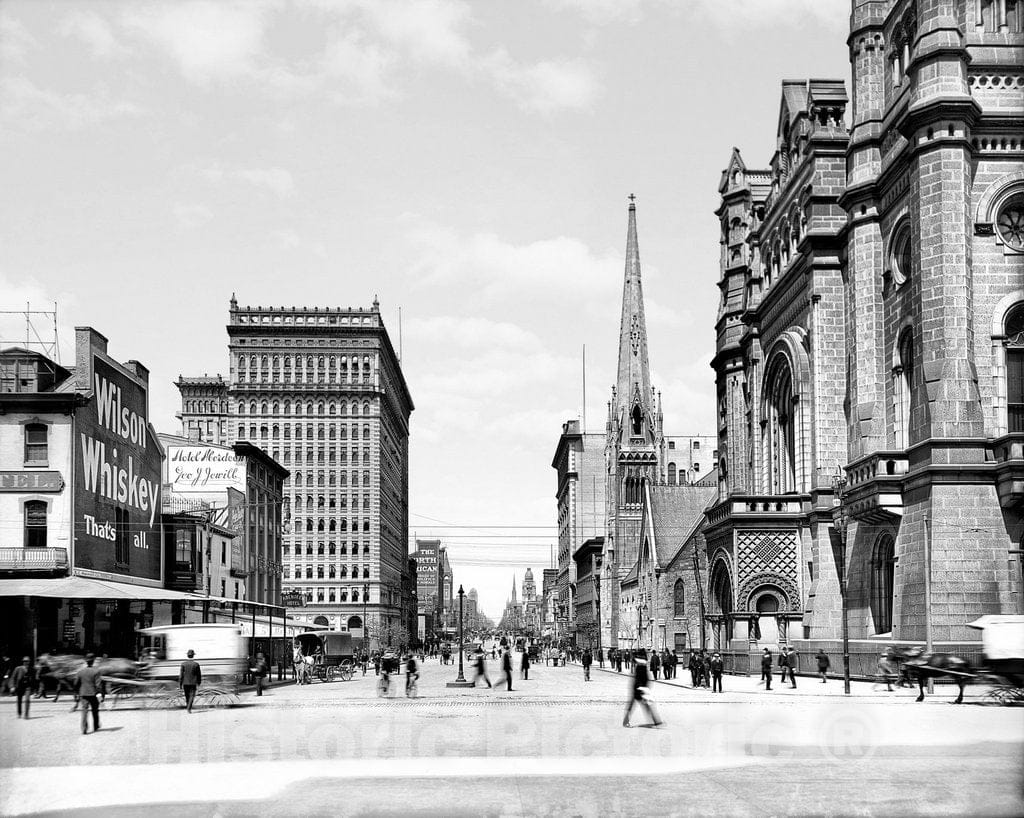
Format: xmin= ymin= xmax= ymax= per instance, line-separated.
xmin=177 ymin=298 xmax=414 ymax=640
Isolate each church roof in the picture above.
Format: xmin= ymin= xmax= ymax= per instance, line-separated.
xmin=644 ymin=483 xmax=718 ymax=570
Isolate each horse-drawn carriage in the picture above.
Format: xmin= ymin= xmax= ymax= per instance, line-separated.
xmin=896 ymin=614 xmax=1024 ymax=704
xmin=293 ymin=631 xmax=356 ymax=684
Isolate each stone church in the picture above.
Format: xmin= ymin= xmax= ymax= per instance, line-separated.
xmin=708 ymin=0 xmax=1024 ymax=653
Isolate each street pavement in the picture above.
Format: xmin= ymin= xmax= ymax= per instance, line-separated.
xmin=2 ymin=654 xmax=1022 ymax=817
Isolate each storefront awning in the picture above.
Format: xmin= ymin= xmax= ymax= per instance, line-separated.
xmin=0 ymin=576 xmax=215 ymax=602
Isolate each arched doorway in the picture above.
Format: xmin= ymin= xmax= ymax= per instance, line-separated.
xmin=750 ymin=587 xmax=784 ymax=646
xmin=313 ymin=615 xmax=330 ymax=628
xmin=709 ymin=560 xmax=733 ymax=646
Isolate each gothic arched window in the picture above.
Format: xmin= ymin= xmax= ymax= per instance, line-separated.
xmin=765 ymin=354 xmax=797 ymax=493
xmin=871 ymin=533 xmax=896 ymax=634
xmin=894 ymin=329 xmax=914 ymax=447
xmin=673 ymin=579 xmax=685 ymax=617
xmin=1007 ymin=304 xmax=1024 ymax=432
xmin=667 ymin=462 xmax=677 ymax=485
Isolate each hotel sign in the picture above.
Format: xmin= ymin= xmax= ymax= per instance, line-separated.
xmin=0 ymin=471 xmax=64 ymax=492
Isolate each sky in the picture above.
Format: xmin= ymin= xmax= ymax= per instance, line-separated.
xmin=0 ymin=0 xmax=850 ymax=619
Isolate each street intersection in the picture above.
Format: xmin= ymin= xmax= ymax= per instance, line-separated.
xmin=2 ymin=656 xmax=1022 ymax=817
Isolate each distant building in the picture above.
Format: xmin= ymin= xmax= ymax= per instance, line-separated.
xmin=551 ymin=419 xmax=605 ymax=641
xmin=572 ymin=537 xmax=603 ymax=648
xmin=176 ymin=298 xmax=413 ymax=641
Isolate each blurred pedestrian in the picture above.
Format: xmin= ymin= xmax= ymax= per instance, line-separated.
xmin=582 ymin=647 xmax=593 ymax=681
xmin=815 ymin=649 xmax=830 ymax=683
xmin=10 ymin=656 xmax=34 ymax=719
xmin=75 ymin=653 xmax=104 ymax=734
xmin=622 ymin=652 xmax=662 ymax=728
xmin=501 ymin=647 xmax=514 ymax=691
xmin=520 ymin=648 xmax=530 ymax=681
xmin=472 ymin=648 xmax=492 ymax=689
xmin=179 ymin=649 xmax=202 ymax=712
xmin=405 ymin=653 xmax=419 ymax=697
xmin=650 ymin=650 xmax=660 ymax=680
xmin=689 ymin=651 xmax=700 ymax=687
xmin=710 ymin=651 xmax=724 ymax=692
xmin=876 ymin=651 xmax=896 ymax=692
xmin=702 ymin=650 xmax=712 ymax=688
xmin=253 ymin=652 xmax=268 ymax=696
xmin=761 ymin=648 xmax=773 ymax=691
xmin=597 ymin=648 xmax=605 ymax=669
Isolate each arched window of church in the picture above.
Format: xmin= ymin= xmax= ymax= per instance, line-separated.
xmin=631 ymin=405 xmax=643 ymax=436
xmin=673 ymin=579 xmax=685 ymax=617
xmin=870 ymin=533 xmax=896 ymax=634
xmin=1006 ymin=304 xmax=1024 ymax=432
xmin=667 ymin=463 xmax=677 ymax=485
xmin=765 ymin=355 xmax=797 ymax=493
xmin=894 ymin=328 xmax=915 ymax=447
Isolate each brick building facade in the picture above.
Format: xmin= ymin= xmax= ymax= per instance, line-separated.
xmin=708 ymin=0 xmax=1023 ymax=652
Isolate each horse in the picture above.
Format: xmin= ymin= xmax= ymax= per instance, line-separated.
xmin=900 ymin=650 xmax=974 ymax=703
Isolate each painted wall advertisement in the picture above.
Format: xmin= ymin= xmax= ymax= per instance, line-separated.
xmin=74 ymin=356 xmax=162 ymax=582
xmin=167 ymin=445 xmax=246 ymax=495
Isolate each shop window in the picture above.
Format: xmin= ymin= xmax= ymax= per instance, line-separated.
xmin=24 ymin=500 xmax=47 ymax=548
xmin=24 ymin=423 xmax=48 ymax=465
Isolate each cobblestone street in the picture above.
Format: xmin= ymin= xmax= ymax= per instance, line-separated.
xmin=3 ymin=657 xmax=1022 ymax=816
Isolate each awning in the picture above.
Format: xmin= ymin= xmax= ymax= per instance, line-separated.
xmin=0 ymin=576 xmax=267 ymax=603
xmin=0 ymin=576 xmax=205 ymax=601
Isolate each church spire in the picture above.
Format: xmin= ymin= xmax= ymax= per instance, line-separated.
xmin=512 ymin=575 xmax=517 ymax=604
xmin=614 ymin=196 xmax=654 ymax=442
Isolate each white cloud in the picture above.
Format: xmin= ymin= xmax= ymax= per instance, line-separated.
xmin=202 ymin=165 xmax=295 ymax=197
xmin=121 ymin=1 xmax=269 ymax=84
xmin=173 ymin=203 xmax=215 ymax=228
xmin=549 ymin=0 xmax=848 ymax=30
xmin=406 ymin=316 xmax=544 ymax=353
xmin=60 ymin=10 xmax=128 ymax=59
xmin=0 ymin=15 xmax=38 ymax=65
xmin=0 ymin=76 xmax=143 ymax=131
xmin=485 ymin=52 xmax=599 ymax=113
xmin=405 ymin=221 xmax=620 ymax=305
xmin=356 ymin=0 xmax=472 ymax=67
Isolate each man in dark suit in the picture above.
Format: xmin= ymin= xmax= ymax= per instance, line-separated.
xmin=761 ymin=648 xmax=773 ymax=691
xmin=178 ymin=649 xmax=202 ymax=713
xmin=501 ymin=647 xmax=513 ymax=691
xmin=75 ymin=653 xmax=105 ymax=734
xmin=10 ymin=656 xmax=34 ymax=719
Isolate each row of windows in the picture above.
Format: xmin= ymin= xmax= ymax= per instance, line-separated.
xmin=239 ymin=354 xmax=372 ymax=370
xmin=288 ymin=470 xmax=371 ymax=486
xmin=290 ymin=587 xmax=366 ymax=604
xmin=239 ymin=401 xmax=373 ymax=416
xmin=291 ymin=519 xmax=373 ymax=533
xmin=285 ymin=566 xmax=372 ymax=579
xmin=237 ymin=371 xmax=373 ymax=385
xmin=251 ymin=424 xmax=372 ymax=439
xmin=284 ymin=543 xmax=372 ymax=555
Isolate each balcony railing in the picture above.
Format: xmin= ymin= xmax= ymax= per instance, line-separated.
xmin=0 ymin=547 xmax=68 ymax=572
xmin=705 ymin=494 xmax=810 ymax=528
xmin=844 ymin=451 xmax=908 ymax=523
xmin=993 ymin=432 xmax=1024 ymax=510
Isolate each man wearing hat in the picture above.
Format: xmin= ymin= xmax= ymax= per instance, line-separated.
xmin=9 ymin=656 xmax=34 ymax=719
xmin=179 ymin=649 xmax=202 ymax=712
xmin=74 ymin=654 xmax=105 ymax=734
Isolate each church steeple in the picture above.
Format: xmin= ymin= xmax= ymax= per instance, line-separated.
xmin=615 ymin=196 xmax=654 ymax=443
xmin=511 ymin=575 xmax=517 ymax=604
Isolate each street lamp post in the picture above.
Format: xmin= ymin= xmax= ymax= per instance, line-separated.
xmin=446 ymin=584 xmax=472 ymax=687
xmin=832 ymin=467 xmax=852 ymax=696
